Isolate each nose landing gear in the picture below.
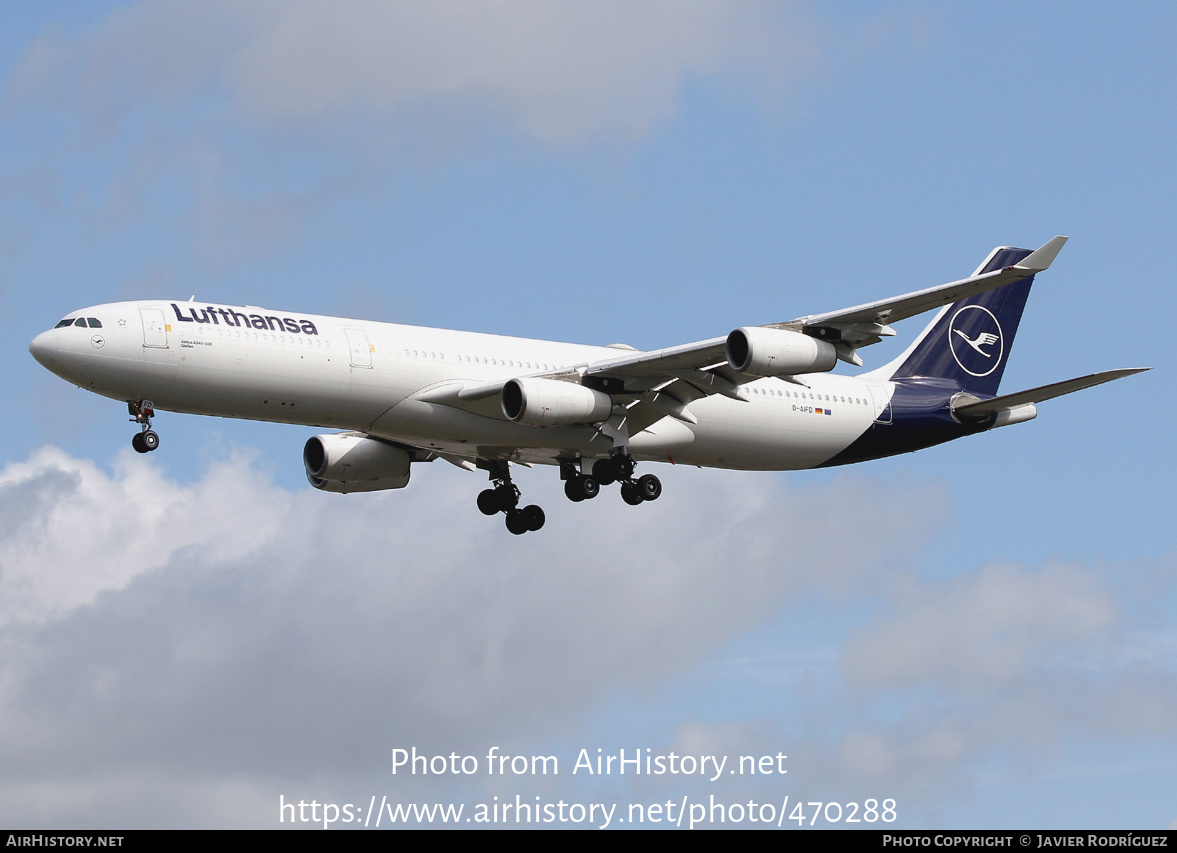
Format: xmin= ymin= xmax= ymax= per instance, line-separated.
xmin=128 ymin=400 xmax=160 ymax=453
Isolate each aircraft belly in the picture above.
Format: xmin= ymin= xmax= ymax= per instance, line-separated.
xmin=365 ymin=391 xmax=874 ymax=469
xmin=627 ymin=417 xmax=697 ymax=460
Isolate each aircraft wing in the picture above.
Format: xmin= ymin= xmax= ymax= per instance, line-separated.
xmin=583 ymin=338 xmax=734 ymax=393
xmin=581 ymin=236 xmax=1069 ymax=395
xmin=786 ymin=236 xmax=1068 ymax=345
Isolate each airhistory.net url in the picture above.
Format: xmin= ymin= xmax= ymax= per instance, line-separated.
xmin=278 ymin=794 xmax=898 ymax=828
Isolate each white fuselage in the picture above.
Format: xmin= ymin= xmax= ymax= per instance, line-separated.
xmin=30 ymin=300 xmax=896 ymax=471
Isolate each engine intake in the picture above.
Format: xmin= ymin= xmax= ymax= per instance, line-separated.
xmin=303 ymin=433 xmax=411 ymax=493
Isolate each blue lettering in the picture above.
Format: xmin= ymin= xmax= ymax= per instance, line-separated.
xmin=171 ymin=303 xmax=318 ymax=336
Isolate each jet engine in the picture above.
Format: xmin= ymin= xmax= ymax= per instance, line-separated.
xmin=303 ymin=432 xmax=411 ymax=493
xmin=501 ymin=377 xmax=613 ymax=426
xmin=726 ymin=327 xmax=837 ymax=377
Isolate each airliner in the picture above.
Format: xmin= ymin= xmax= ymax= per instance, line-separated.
xmin=28 ymin=236 xmax=1146 ymax=534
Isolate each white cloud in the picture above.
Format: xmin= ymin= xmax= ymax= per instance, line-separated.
xmin=843 ymin=562 xmax=1117 ymax=694
xmin=0 ymin=446 xmax=939 ymax=826
xmin=9 ymin=0 xmax=822 ymax=146
xmin=1 ymin=1 xmax=838 ymax=276
xmin=602 ymin=552 xmax=1177 ymax=820
xmin=228 ymin=0 xmax=818 ymax=144
xmin=1 ymin=446 xmax=1172 ymax=826
xmin=0 ymin=446 xmax=288 ymax=626
xmin=804 ymin=557 xmax=1177 ymax=803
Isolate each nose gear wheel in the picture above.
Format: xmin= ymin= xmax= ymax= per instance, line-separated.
xmin=128 ymin=400 xmax=160 ymax=453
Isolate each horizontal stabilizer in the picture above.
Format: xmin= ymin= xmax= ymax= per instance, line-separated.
xmin=953 ymin=368 xmax=1150 ymax=418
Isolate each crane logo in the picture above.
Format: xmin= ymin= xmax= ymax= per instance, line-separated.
xmin=948 ymin=305 xmax=1003 ymax=377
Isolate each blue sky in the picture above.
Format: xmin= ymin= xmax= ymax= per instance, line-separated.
xmin=1 ymin=1 xmax=1172 ymax=829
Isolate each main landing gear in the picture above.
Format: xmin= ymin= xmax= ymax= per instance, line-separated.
xmin=564 ymin=451 xmax=661 ymax=507
xmin=477 ymin=461 xmax=545 ymax=535
xmin=128 ymin=400 xmax=160 ymax=454
xmin=474 ymin=452 xmax=661 ymax=534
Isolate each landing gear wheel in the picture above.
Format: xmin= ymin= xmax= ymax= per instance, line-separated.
xmin=637 ymin=473 xmax=661 ymax=502
xmin=564 ymin=478 xmax=585 ymax=503
xmin=128 ymin=401 xmax=159 ymax=453
xmin=477 ymin=489 xmax=500 ymax=515
xmin=592 ymin=458 xmax=616 ymax=486
xmin=620 ymin=483 xmax=644 ymax=506
xmin=521 ymin=505 xmax=545 ymax=531
xmin=505 ymin=509 xmax=528 ymax=535
xmin=481 ymin=461 xmax=533 ymax=531
xmin=612 ymin=454 xmax=635 ymax=479
xmin=564 ymin=474 xmax=599 ymax=502
xmin=494 ymin=484 xmax=519 ymax=512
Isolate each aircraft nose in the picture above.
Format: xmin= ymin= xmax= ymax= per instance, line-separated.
xmin=29 ymin=330 xmax=57 ymax=367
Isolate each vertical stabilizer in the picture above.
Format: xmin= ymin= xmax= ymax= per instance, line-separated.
xmin=887 ymin=247 xmax=1035 ymax=396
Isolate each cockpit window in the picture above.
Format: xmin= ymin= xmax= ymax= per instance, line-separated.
xmin=74 ymin=318 xmax=87 ymax=327
xmin=86 ymin=318 xmax=102 ymax=328
xmin=55 ymin=318 xmax=75 ymax=329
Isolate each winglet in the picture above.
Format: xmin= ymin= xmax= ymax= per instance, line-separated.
xmin=1014 ymin=235 xmax=1068 ymax=272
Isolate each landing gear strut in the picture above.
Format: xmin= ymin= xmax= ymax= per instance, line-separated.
xmin=477 ymin=461 xmax=545 ymax=535
xmin=128 ymin=400 xmax=160 ymax=453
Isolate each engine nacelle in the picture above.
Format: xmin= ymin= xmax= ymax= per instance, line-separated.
xmin=726 ymin=327 xmax=838 ymax=376
xmin=303 ymin=433 xmax=411 ymax=493
xmin=501 ymin=377 xmax=613 ymax=426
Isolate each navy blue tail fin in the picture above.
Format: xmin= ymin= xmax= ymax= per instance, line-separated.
xmin=889 ymin=246 xmax=1035 ymax=396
